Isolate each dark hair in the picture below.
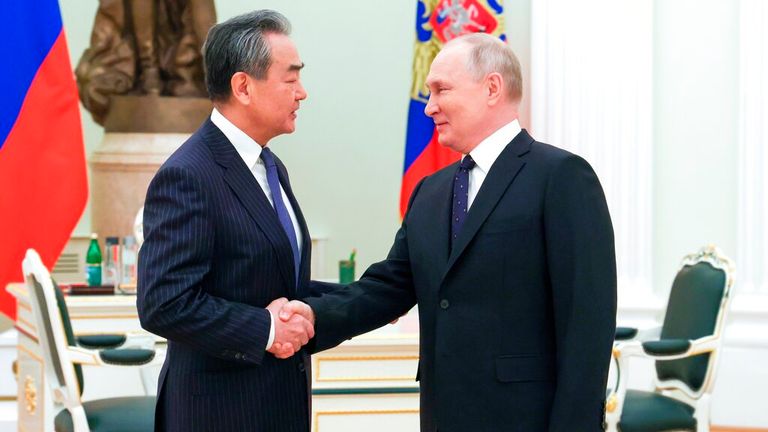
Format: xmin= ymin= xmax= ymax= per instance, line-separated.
xmin=201 ymin=10 xmax=291 ymax=101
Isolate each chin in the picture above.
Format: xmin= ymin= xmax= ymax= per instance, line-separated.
xmin=437 ymin=137 xmax=453 ymax=149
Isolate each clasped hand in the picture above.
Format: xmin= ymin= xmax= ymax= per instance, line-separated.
xmin=265 ymin=297 xmax=315 ymax=359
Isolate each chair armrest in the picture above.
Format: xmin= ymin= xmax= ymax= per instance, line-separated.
xmin=67 ymin=346 xmax=101 ymax=366
xmin=77 ymin=334 xmax=126 ymax=349
xmin=615 ymin=327 xmax=638 ymax=340
xmin=605 ymin=334 xmax=719 ymax=429
xmin=642 ymin=339 xmax=691 ymax=355
xmin=76 ymin=332 xmax=155 ymax=350
xmin=99 ymin=349 xmax=156 ymax=366
xmin=68 ymin=346 xmax=158 ymax=367
xmin=615 ymin=335 xmax=718 ymax=360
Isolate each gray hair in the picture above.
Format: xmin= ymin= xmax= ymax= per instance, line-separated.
xmin=202 ymin=10 xmax=291 ymax=101
xmin=446 ymin=33 xmax=523 ymax=102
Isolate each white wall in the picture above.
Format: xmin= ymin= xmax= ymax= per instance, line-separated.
xmin=652 ymin=0 xmax=740 ymax=293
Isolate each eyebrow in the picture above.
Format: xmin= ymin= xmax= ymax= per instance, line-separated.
xmin=289 ymin=62 xmax=305 ymax=71
xmin=425 ymin=78 xmax=444 ymax=88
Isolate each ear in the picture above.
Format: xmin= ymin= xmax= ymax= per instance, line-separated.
xmin=230 ymin=72 xmax=252 ymax=105
xmin=486 ymin=72 xmax=504 ymax=106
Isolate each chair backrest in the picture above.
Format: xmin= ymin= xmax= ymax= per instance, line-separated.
xmin=22 ymin=249 xmax=83 ymax=405
xmin=52 ymin=280 xmax=85 ymax=395
xmin=655 ymin=245 xmax=734 ymax=394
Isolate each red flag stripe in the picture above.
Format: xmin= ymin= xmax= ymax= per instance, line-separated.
xmin=400 ymin=129 xmax=461 ymax=215
xmin=0 ymin=31 xmax=88 ymax=319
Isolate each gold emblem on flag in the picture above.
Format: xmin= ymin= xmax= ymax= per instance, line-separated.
xmin=410 ymin=0 xmax=506 ymax=103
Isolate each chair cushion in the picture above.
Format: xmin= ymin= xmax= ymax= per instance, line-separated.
xmin=619 ymin=390 xmax=696 ymax=432
xmin=643 ymin=339 xmax=691 ymax=356
xmin=78 ymin=334 xmax=127 ymax=349
xmin=54 ymin=396 xmax=155 ymax=432
xmin=615 ymin=327 xmax=638 ymax=340
xmin=99 ymin=349 xmax=155 ymax=365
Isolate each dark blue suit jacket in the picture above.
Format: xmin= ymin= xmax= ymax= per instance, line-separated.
xmin=138 ymin=119 xmax=315 ymax=432
xmin=308 ymin=130 xmax=617 ymax=432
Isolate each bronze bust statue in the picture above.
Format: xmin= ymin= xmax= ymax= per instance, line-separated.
xmin=76 ymin=0 xmax=216 ymax=125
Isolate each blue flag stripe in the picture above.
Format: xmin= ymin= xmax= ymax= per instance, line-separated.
xmin=403 ymin=100 xmax=435 ymax=172
xmin=0 ymin=0 xmax=63 ymax=149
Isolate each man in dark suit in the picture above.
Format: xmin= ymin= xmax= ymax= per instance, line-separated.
xmin=138 ymin=10 xmax=318 ymax=432
xmin=284 ymin=33 xmax=617 ymax=431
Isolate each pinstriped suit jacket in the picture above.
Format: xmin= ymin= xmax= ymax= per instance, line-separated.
xmin=138 ymin=118 xmax=315 ymax=432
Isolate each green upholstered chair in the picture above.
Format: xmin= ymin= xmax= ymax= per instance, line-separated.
xmin=53 ymin=282 xmax=157 ymax=395
xmin=605 ymin=245 xmax=734 ymax=432
xmin=22 ymin=249 xmax=157 ymax=432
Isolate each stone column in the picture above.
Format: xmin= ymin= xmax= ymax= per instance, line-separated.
xmin=89 ymin=95 xmax=211 ymax=238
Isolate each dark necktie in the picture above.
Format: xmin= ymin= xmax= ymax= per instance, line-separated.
xmin=260 ymin=147 xmax=300 ymax=284
xmin=451 ymin=155 xmax=476 ymax=249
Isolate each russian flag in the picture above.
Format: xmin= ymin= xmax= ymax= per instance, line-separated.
xmin=400 ymin=0 xmax=505 ymax=217
xmin=0 ymin=1 xmax=88 ymax=319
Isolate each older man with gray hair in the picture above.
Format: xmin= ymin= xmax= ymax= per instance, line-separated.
xmin=138 ymin=9 xmax=321 ymax=432
xmin=284 ymin=33 xmax=617 ymax=431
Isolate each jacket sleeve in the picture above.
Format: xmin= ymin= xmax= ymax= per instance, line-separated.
xmin=304 ymin=179 xmax=425 ymax=353
xmin=137 ymin=165 xmax=272 ymax=365
xmin=544 ymin=155 xmax=617 ymax=431
xmin=307 ymin=280 xmax=339 ymax=296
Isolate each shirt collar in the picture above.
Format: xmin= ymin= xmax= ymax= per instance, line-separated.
xmin=465 ymin=119 xmax=521 ymax=174
xmin=210 ymin=107 xmax=264 ymax=169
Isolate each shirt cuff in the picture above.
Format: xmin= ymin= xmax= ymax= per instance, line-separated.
xmin=266 ymin=309 xmax=276 ymax=351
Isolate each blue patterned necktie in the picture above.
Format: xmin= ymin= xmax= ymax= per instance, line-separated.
xmin=451 ymin=155 xmax=476 ymax=249
xmin=260 ymin=147 xmax=300 ymax=284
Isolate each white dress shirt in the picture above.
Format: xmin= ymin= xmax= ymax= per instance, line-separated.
xmin=465 ymin=119 xmax=522 ymax=209
xmin=210 ymin=108 xmax=303 ymax=351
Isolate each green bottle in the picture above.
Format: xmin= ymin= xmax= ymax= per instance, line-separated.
xmin=86 ymin=233 xmax=102 ymax=286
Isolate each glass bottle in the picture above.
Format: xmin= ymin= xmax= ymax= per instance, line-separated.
xmin=103 ymin=236 xmax=120 ymax=289
xmin=121 ymin=235 xmax=138 ymax=287
xmin=86 ymin=233 xmax=102 ymax=286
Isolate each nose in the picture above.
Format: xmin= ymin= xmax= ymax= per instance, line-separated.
xmin=424 ymin=95 xmax=437 ymax=117
xmin=296 ymin=80 xmax=308 ymax=101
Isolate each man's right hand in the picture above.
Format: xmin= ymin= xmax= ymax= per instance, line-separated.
xmin=265 ymin=298 xmax=315 ymax=359
xmin=278 ymin=300 xmax=315 ymax=325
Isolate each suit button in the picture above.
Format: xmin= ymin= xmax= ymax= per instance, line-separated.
xmin=298 ymin=362 xmax=305 ymax=372
xmin=440 ymin=299 xmax=450 ymax=310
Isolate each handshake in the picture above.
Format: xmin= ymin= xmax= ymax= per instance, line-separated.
xmin=265 ymin=297 xmax=315 ymax=359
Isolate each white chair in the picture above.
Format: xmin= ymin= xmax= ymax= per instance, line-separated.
xmin=23 ymin=249 xmax=157 ymax=432
xmin=605 ymin=245 xmax=734 ymax=432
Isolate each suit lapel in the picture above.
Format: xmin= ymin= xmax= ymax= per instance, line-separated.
xmin=202 ymin=120 xmax=296 ymax=291
xmin=432 ymin=168 xmax=456 ymax=267
xmin=443 ymin=130 xmax=534 ymax=279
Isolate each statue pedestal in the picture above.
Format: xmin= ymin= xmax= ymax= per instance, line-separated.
xmin=90 ymin=133 xmax=189 ymax=238
xmin=89 ymin=96 xmax=211 ymax=238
